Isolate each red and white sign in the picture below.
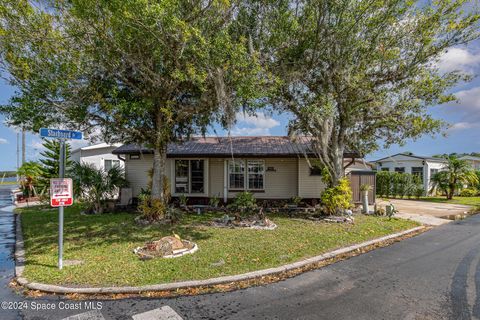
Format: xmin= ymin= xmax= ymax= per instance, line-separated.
xmin=50 ymin=178 xmax=73 ymax=207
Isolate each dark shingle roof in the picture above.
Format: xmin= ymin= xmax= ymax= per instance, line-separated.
xmin=113 ymin=136 xmax=359 ymax=158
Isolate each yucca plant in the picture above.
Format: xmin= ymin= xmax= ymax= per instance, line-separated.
xmin=71 ymin=163 xmax=128 ymax=213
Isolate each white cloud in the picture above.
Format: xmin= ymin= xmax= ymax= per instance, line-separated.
xmin=230 ymin=112 xmax=280 ymax=136
xmin=438 ymin=48 xmax=480 ymax=73
xmin=0 ymin=138 xmax=7 ymax=144
xmin=448 ymin=122 xmax=480 ymax=132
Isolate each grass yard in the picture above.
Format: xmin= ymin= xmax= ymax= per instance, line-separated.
xmin=19 ymin=206 xmax=418 ymax=287
xmin=418 ymin=196 xmax=480 ymax=208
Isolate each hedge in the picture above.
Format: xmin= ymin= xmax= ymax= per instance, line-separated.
xmin=376 ymin=171 xmax=424 ymax=199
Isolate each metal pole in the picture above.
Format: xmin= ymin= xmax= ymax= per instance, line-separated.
xmin=58 ymin=139 xmax=65 ymax=270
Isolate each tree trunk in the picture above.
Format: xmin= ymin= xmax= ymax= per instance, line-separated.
xmin=151 ymin=143 xmax=167 ymax=202
xmin=447 ymin=184 xmax=455 ymax=200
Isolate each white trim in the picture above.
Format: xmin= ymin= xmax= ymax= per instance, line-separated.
xmin=223 ymin=160 xmax=228 ymax=202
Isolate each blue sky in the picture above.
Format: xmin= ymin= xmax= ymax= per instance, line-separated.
xmin=1 ymin=42 xmax=480 ymax=171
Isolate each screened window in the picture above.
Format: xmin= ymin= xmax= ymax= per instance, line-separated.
xmin=175 ymin=160 xmax=189 ymax=193
xmin=174 ymin=160 xmax=204 ymax=194
xmin=395 ymin=167 xmax=405 ymax=173
xmin=104 ymin=159 xmax=120 ymax=171
xmin=248 ymin=160 xmax=265 ymax=190
xmin=190 ymin=160 xmax=204 ymax=193
xmin=229 ymin=160 xmax=245 ymax=189
xmin=411 ymin=167 xmax=424 ymax=182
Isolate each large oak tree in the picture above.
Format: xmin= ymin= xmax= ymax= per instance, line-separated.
xmin=240 ymin=0 xmax=479 ymax=187
xmin=0 ymin=0 xmax=266 ymax=201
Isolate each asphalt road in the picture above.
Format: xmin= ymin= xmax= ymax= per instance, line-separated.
xmin=1 ymin=189 xmax=480 ymax=319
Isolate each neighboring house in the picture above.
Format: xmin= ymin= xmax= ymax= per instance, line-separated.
xmin=71 ymin=143 xmax=123 ymax=171
xmin=459 ymin=155 xmax=480 ymax=171
xmin=112 ymin=136 xmax=372 ymax=203
xmin=373 ymin=153 xmax=447 ymax=194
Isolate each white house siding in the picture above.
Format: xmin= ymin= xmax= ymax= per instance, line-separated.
xmin=225 ymin=158 xmax=298 ymax=199
xmin=72 ymin=146 xmax=124 ymax=171
xmin=126 ymin=156 xmax=303 ymax=199
xmin=375 ymin=155 xmax=446 ymax=194
xmin=125 ymin=154 xmax=154 ymax=197
xmin=298 ymin=158 xmax=327 ymax=198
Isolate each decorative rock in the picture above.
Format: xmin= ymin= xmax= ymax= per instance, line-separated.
xmin=134 ymin=236 xmax=198 ymax=260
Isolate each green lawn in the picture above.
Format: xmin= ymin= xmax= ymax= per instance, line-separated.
xmin=418 ymin=196 xmax=480 ymax=208
xmin=19 ymin=206 xmax=418 ymax=287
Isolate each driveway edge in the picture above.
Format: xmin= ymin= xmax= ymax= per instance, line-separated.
xmin=14 ymin=214 xmax=425 ymax=294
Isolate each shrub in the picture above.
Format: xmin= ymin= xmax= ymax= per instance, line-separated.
xmin=320 ymin=178 xmax=352 ymax=215
xmin=291 ymin=196 xmax=302 ymax=206
xmin=209 ymin=195 xmax=220 ymax=208
xmin=459 ymin=188 xmax=478 ymax=197
xmin=71 ymin=163 xmax=128 ymax=213
xmin=179 ymin=194 xmax=188 ymax=207
xmin=228 ymin=191 xmax=257 ymax=218
xmin=138 ymin=195 xmax=166 ymax=222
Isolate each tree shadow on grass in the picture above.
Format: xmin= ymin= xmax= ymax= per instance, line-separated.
xmin=22 ymin=209 xmax=214 ymax=257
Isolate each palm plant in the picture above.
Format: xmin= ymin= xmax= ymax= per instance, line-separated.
xmin=17 ymin=161 xmax=43 ymax=197
xmin=71 ymin=163 xmax=128 ymax=213
xmin=430 ymin=157 xmax=479 ymax=200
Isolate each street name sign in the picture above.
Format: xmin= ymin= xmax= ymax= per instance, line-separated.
xmin=50 ymin=178 xmax=73 ymax=207
xmin=39 ymin=128 xmax=83 ymax=140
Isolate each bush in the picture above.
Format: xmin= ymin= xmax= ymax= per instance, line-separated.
xmin=376 ymin=171 xmax=425 ymax=199
xmin=138 ymin=195 xmax=166 ymax=222
xmin=71 ymin=163 xmax=128 ymax=213
xmin=320 ymin=178 xmax=352 ymax=215
xmin=459 ymin=188 xmax=478 ymax=197
xmin=228 ymin=191 xmax=257 ymax=218
xmin=209 ymin=195 xmax=220 ymax=208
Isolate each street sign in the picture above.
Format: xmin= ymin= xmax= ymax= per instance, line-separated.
xmin=39 ymin=128 xmax=83 ymax=140
xmin=50 ymin=178 xmax=73 ymax=207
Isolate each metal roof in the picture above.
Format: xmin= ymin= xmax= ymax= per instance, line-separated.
xmin=112 ymin=136 xmax=360 ymax=158
xmin=373 ymin=153 xmax=448 ymax=163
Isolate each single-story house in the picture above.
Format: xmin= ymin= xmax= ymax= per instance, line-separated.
xmin=112 ymin=136 xmax=374 ymax=204
xmin=459 ymin=155 xmax=480 ymax=171
xmin=71 ymin=143 xmax=124 ymax=171
xmin=373 ymin=153 xmax=447 ymax=194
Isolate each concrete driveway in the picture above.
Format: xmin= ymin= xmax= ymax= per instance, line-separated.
xmin=377 ymin=199 xmax=474 ymax=226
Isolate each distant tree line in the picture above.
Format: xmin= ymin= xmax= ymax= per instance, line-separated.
xmin=0 ymin=171 xmax=16 ymax=177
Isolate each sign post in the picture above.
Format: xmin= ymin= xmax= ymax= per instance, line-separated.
xmin=40 ymin=128 xmax=82 ymax=270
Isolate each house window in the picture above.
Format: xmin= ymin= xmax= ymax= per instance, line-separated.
xmin=174 ymin=160 xmax=204 ymax=194
xmin=175 ymin=160 xmax=189 ymax=193
xmin=395 ymin=167 xmax=405 ymax=173
xmin=104 ymin=159 xmax=120 ymax=172
xmin=190 ymin=160 xmax=204 ymax=193
xmin=248 ymin=160 xmax=265 ymax=190
xmin=381 ymin=168 xmax=390 ymax=172
xmin=412 ymin=167 xmax=424 ymax=182
xmin=229 ymin=160 xmax=245 ymax=189
xmin=430 ymin=168 xmax=439 ymax=177
xmin=228 ymin=160 xmax=265 ymax=191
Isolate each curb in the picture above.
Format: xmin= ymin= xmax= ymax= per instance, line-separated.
xmin=14 ymin=213 xmax=425 ymax=294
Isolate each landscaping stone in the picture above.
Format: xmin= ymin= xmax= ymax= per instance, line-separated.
xmin=209 ymin=215 xmax=278 ymax=230
xmin=133 ymin=236 xmax=198 ymax=260
xmin=63 ymin=259 xmax=84 ymax=267
xmin=210 ymin=259 xmax=225 ymax=267
xmin=308 ymin=216 xmax=354 ymax=223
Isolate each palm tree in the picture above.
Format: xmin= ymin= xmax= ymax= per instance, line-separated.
xmin=430 ymin=156 xmax=479 ymax=200
xmin=71 ymin=163 xmax=128 ymax=213
xmin=17 ymin=161 xmax=43 ymax=197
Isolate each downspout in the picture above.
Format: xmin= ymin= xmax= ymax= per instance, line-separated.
xmin=223 ymin=160 xmax=228 ymax=204
xmin=343 ymin=157 xmax=356 ymax=171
